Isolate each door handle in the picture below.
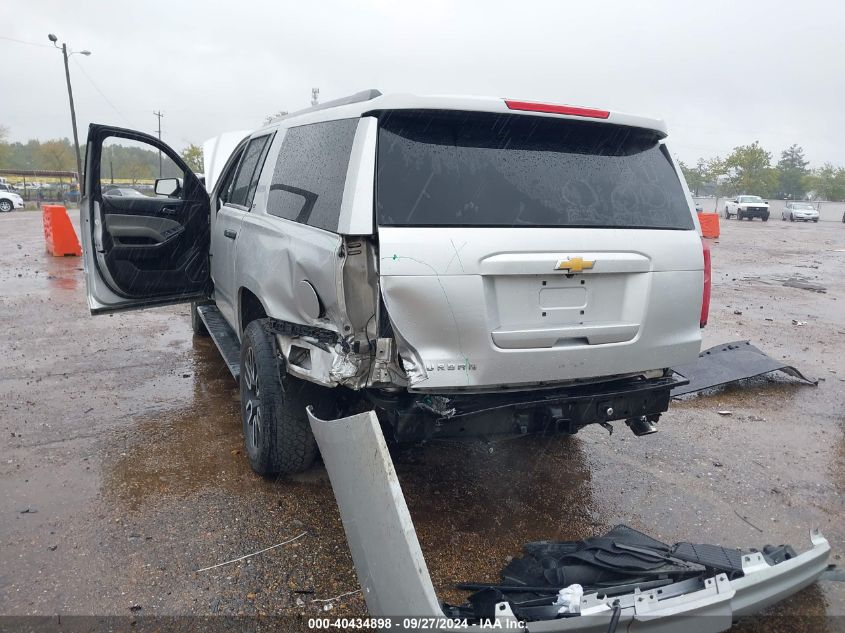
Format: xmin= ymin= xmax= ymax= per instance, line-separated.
xmin=160 ymin=206 xmax=179 ymax=216
xmin=223 ymin=229 xmax=238 ymax=240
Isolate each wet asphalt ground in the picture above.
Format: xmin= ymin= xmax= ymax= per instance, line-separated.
xmin=0 ymin=210 xmax=843 ymax=631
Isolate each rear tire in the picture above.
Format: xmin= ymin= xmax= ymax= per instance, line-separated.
xmin=724 ymin=207 xmax=731 ymax=219
xmin=240 ymin=319 xmax=324 ymax=475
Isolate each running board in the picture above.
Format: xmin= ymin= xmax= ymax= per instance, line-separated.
xmin=196 ymin=304 xmax=241 ymax=381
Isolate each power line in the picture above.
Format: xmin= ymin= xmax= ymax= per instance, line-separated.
xmin=0 ymin=35 xmax=52 ymax=48
xmin=71 ymin=57 xmax=134 ymax=127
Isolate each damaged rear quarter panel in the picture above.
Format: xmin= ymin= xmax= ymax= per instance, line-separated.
xmin=236 ymin=212 xmax=346 ymax=333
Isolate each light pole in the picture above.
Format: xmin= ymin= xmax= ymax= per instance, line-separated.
xmin=48 ymin=33 xmax=90 ymax=190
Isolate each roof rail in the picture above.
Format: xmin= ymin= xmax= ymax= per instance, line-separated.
xmin=270 ymin=89 xmax=382 ymax=124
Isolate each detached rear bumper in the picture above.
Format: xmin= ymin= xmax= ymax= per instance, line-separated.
xmin=308 ymin=407 xmax=831 ymax=632
xmin=368 ymin=374 xmax=685 ymax=442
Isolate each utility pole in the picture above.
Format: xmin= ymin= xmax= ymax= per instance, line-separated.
xmin=311 ymin=88 xmax=320 ymax=106
xmin=153 ymin=110 xmax=164 ymax=177
xmin=48 ymin=34 xmax=90 ymax=190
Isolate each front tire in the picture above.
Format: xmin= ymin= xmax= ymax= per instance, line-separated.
xmin=762 ymin=214 xmax=769 ymax=222
xmin=239 ymin=319 xmax=320 ymax=475
xmin=0 ymin=200 xmax=12 ymax=212
xmin=790 ymin=213 xmax=795 ymax=222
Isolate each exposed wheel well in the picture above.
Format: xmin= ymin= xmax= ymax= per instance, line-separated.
xmin=239 ymin=288 xmax=267 ymax=333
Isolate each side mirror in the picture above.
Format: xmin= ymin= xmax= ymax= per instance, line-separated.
xmin=155 ymin=177 xmax=182 ymax=197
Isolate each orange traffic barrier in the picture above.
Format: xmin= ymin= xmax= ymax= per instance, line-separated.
xmin=42 ymin=204 xmax=82 ymax=256
xmin=697 ymin=212 xmax=720 ymax=239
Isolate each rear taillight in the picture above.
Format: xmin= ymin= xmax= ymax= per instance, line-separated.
xmin=700 ymin=239 xmax=711 ymax=328
xmin=504 ymin=99 xmax=610 ymax=119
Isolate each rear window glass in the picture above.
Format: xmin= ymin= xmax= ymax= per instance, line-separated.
xmin=266 ymin=119 xmax=357 ymax=232
xmin=376 ymin=110 xmax=693 ymax=230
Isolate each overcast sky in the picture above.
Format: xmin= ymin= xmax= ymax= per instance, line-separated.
xmin=2 ymin=0 xmax=843 ymax=167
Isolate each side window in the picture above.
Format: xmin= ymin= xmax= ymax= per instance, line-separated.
xmin=228 ymin=135 xmax=271 ymax=208
xmin=266 ymin=119 xmax=358 ymax=231
xmin=100 ymin=136 xmax=184 ymax=199
xmin=217 ymin=147 xmax=245 ymax=207
xmin=245 ymin=137 xmax=273 ymax=209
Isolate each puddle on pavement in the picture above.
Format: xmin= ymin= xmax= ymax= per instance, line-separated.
xmin=101 ymin=338 xmax=253 ymax=510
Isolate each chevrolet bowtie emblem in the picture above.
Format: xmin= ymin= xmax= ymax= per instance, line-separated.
xmin=555 ymin=257 xmax=595 ymax=273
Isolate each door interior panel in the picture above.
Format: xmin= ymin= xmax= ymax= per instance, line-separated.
xmin=105 ymin=213 xmax=183 ymax=244
xmin=88 ymin=126 xmax=210 ymax=299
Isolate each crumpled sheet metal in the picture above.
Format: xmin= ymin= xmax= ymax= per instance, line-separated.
xmin=671 ymin=340 xmax=816 ymax=397
xmin=308 ymin=407 xmax=830 ymax=632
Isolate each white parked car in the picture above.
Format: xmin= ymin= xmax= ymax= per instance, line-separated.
xmin=724 ymin=195 xmax=770 ymax=221
xmin=0 ymin=189 xmax=24 ymax=212
xmin=782 ymin=201 xmax=819 ymax=222
xmin=80 ymin=91 xmax=709 ymax=474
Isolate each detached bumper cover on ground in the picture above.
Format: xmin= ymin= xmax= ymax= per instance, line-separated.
xmin=308 ymin=407 xmax=830 ymax=632
xmin=671 ymin=340 xmax=816 ymax=397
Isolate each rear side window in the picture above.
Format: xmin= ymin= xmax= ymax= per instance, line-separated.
xmin=228 ymin=135 xmax=271 ymax=208
xmin=376 ymin=110 xmax=694 ymax=230
xmin=266 ymin=119 xmax=358 ymax=232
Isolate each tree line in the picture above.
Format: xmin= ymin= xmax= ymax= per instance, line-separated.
xmin=678 ymin=142 xmax=845 ymax=201
xmin=3 ymin=125 xmax=844 ymax=201
xmin=0 ymin=127 xmax=203 ymax=184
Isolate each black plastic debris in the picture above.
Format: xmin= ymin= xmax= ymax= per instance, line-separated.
xmin=670 ymin=340 xmax=816 ymax=397
xmin=783 ymin=277 xmax=826 ymax=293
xmin=499 ymin=525 xmax=701 ymax=591
xmin=458 ymin=524 xmax=801 ymax=623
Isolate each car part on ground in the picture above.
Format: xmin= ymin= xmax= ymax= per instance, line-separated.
xmin=459 ymin=524 xmax=806 ymax=622
xmin=782 ymin=277 xmax=827 ymax=293
xmin=670 ymin=340 xmax=816 ymax=397
xmin=307 ymin=406 xmax=831 ymax=631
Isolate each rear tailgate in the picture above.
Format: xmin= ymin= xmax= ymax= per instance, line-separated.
xmin=375 ymin=109 xmax=702 ymax=391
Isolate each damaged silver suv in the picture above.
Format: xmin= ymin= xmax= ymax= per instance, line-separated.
xmin=81 ymin=90 xmax=710 ymax=474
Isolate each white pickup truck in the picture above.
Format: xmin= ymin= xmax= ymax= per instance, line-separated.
xmin=80 ymin=91 xmax=709 ymax=474
xmin=724 ymin=195 xmax=770 ymax=221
